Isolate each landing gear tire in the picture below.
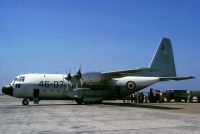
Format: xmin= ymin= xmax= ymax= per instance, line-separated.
xmin=75 ymin=99 xmax=83 ymax=105
xmin=94 ymin=100 xmax=103 ymax=104
xmin=84 ymin=101 xmax=91 ymax=105
xmin=84 ymin=101 xmax=103 ymax=104
xmin=22 ymin=99 xmax=29 ymax=105
xmin=185 ymin=98 xmax=187 ymax=103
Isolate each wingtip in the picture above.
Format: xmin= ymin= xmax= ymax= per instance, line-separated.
xmin=189 ymin=76 xmax=195 ymax=79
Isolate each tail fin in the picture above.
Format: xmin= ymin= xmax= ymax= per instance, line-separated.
xmin=149 ymin=38 xmax=177 ymax=77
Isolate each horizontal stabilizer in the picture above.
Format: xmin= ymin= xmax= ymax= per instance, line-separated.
xmin=159 ymin=76 xmax=195 ymax=81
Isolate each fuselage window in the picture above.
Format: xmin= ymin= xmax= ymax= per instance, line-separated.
xmin=15 ymin=84 xmax=21 ymax=88
xmin=14 ymin=76 xmax=25 ymax=82
xmin=21 ymin=77 xmax=25 ymax=82
xmin=15 ymin=78 xmax=19 ymax=82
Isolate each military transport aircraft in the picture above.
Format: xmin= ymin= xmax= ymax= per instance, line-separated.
xmin=2 ymin=38 xmax=194 ymax=105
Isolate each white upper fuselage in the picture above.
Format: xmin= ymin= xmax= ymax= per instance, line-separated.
xmin=11 ymin=73 xmax=69 ymax=99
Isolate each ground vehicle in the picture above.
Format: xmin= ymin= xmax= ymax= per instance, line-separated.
xmin=166 ymin=90 xmax=188 ymax=102
xmin=189 ymin=91 xmax=200 ymax=103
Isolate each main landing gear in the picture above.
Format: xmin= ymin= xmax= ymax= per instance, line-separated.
xmin=75 ymin=97 xmax=103 ymax=105
xmin=22 ymin=99 xmax=29 ymax=105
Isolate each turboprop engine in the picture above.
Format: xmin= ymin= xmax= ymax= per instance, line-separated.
xmin=82 ymin=72 xmax=102 ymax=85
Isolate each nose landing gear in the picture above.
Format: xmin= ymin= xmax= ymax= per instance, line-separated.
xmin=22 ymin=99 xmax=29 ymax=105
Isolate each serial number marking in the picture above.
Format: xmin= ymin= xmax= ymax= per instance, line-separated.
xmin=39 ymin=81 xmax=64 ymax=88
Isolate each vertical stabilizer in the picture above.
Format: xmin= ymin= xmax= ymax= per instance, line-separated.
xmin=149 ymin=38 xmax=177 ymax=77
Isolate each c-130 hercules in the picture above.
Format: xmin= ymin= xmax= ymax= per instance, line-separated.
xmin=2 ymin=38 xmax=194 ymax=105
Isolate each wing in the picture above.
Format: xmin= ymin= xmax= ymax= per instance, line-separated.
xmin=159 ymin=76 xmax=195 ymax=81
xmin=101 ymin=68 xmax=154 ymax=80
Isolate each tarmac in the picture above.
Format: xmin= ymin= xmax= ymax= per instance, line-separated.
xmin=0 ymin=95 xmax=200 ymax=134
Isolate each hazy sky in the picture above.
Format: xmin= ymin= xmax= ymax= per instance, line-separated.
xmin=0 ymin=0 xmax=199 ymax=92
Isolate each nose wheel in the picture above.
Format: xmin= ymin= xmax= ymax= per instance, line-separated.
xmin=22 ymin=99 xmax=29 ymax=105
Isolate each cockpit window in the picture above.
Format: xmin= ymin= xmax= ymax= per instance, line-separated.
xmin=21 ymin=76 xmax=25 ymax=82
xmin=14 ymin=76 xmax=25 ymax=82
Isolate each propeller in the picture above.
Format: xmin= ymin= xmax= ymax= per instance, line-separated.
xmin=65 ymin=65 xmax=83 ymax=88
xmin=74 ymin=65 xmax=82 ymax=80
xmin=65 ymin=68 xmax=72 ymax=81
xmin=74 ymin=65 xmax=83 ymax=88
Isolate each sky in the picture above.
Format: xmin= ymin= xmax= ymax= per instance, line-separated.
xmin=0 ymin=0 xmax=200 ymax=92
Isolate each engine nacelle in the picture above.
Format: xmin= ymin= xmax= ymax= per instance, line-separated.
xmin=82 ymin=72 xmax=102 ymax=84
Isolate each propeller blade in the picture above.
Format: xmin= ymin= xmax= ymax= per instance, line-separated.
xmin=65 ymin=68 xmax=72 ymax=81
xmin=75 ymin=65 xmax=82 ymax=80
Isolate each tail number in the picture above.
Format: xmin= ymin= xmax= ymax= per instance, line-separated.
xmin=39 ymin=81 xmax=63 ymax=88
xmin=126 ymin=81 xmax=136 ymax=90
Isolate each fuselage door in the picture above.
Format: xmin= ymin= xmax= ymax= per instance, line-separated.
xmin=33 ymin=89 xmax=40 ymax=104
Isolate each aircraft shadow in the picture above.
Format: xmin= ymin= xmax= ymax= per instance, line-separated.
xmin=9 ymin=103 xmax=78 ymax=107
xmin=8 ymin=102 xmax=182 ymax=110
xmin=28 ymin=103 xmax=78 ymax=107
xmin=102 ymin=102 xmax=182 ymax=110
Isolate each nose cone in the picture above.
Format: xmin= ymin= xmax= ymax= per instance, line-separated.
xmin=2 ymin=85 xmax=13 ymax=96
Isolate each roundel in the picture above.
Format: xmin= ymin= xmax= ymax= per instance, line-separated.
xmin=126 ymin=81 xmax=136 ymax=90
